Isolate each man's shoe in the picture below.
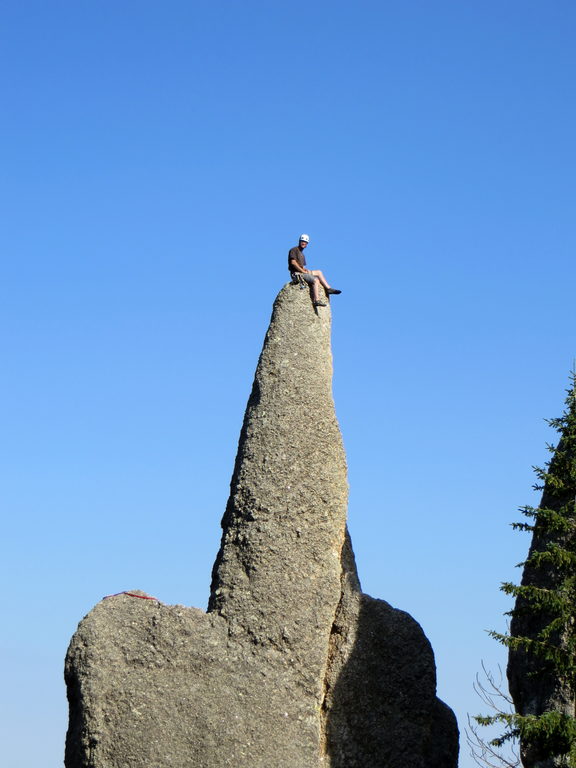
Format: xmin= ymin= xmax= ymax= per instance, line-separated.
xmin=313 ymin=301 xmax=327 ymax=307
xmin=326 ymin=288 xmax=342 ymax=295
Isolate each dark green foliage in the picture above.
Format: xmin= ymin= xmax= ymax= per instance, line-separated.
xmin=477 ymin=375 xmax=576 ymax=766
xmin=475 ymin=710 xmax=576 ymax=754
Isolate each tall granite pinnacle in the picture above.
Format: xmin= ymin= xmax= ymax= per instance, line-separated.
xmin=208 ymin=284 xmax=348 ymax=690
xmin=65 ymin=283 xmax=459 ymax=768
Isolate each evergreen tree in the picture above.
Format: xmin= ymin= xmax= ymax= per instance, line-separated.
xmin=478 ymin=375 xmax=576 ymax=768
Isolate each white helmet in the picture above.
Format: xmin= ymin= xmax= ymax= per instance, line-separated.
xmin=299 ymin=233 xmax=310 ymax=243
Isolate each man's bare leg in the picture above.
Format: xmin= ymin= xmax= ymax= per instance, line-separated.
xmin=309 ymin=270 xmax=331 ymax=290
xmin=311 ymin=278 xmax=322 ymax=304
xmin=309 ymin=270 xmax=341 ymax=296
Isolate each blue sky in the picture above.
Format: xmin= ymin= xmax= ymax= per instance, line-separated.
xmin=1 ymin=2 xmax=576 ymax=766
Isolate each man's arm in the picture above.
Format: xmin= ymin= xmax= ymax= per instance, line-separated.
xmin=289 ymin=258 xmax=308 ymax=273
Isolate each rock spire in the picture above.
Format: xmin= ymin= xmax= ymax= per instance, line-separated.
xmin=65 ymin=283 xmax=458 ymax=768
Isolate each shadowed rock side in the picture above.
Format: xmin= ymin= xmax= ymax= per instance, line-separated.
xmin=322 ymin=532 xmax=459 ymax=767
xmin=65 ymin=283 xmax=458 ymax=768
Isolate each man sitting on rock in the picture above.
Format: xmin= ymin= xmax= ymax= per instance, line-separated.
xmin=288 ymin=234 xmax=342 ymax=308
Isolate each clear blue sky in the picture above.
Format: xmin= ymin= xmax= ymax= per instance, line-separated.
xmin=1 ymin=2 xmax=575 ymax=766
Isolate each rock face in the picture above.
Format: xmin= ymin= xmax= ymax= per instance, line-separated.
xmin=65 ymin=283 xmax=459 ymax=768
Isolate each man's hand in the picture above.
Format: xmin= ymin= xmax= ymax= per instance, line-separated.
xmin=290 ymin=259 xmax=307 ymax=274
